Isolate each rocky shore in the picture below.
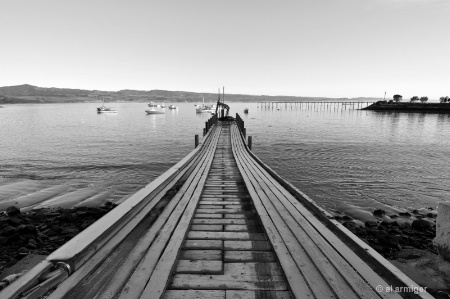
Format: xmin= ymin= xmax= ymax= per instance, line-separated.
xmin=0 ymin=203 xmax=117 ymax=277
xmin=334 ymin=207 xmax=450 ymax=298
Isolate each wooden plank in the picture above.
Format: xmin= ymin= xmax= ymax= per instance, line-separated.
xmin=170 ymin=274 xmax=288 ymax=290
xmin=175 ymin=260 xmax=223 ymax=274
xmin=195 ymin=213 xmax=223 ymax=219
xmin=198 ymin=204 xmax=225 ymax=209
xmin=241 ymin=154 xmax=401 ymax=298
xmin=196 ymin=208 xmax=244 ymax=214
xmin=164 ymin=290 xmax=225 ymax=299
xmin=224 ymin=262 xmax=283 ymax=276
xmin=228 ymin=125 xmax=317 ymax=299
xmin=118 ymin=127 xmax=222 ymax=299
xmin=199 ymin=201 xmax=242 ymax=205
xmin=184 ymin=240 xmax=223 ymax=250
xmin=224 ymin=241 xmax=272 ymax=251
xmin=191 ymin=225 xmax=223 ymax=231
xmin=224 ymin=225 xmax=248 ymax=231
xmin=225 ymin=290 xmax=293 ymax=299
xmin=48 ymin=128 xmax=223 ymax=299
xmin=188 ymin=231 xmax=267 ymax=241
xmin=180 ymin=250 xmax=222 ymax=260
xmin=224 ymin=251 xmax=276 ymax=262
xmin=192 ymin=219 xmax=247 ymax=225
xmin=135 ymin=128 xmax=222 ymax=299
xmin=224 ymin=214 xmax=247 ymax=219
xmin=231 ymin=125 xmax=388 ymax=299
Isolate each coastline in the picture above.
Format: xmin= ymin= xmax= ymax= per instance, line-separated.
xmin=363 ymin=102 xmax=450 ymax=113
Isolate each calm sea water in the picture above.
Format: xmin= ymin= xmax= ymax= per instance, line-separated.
xmin=1 ymin=102 xmax=449 ymax=220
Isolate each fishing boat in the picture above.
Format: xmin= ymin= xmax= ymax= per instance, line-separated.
xmin=146 ymin=102 xmax=165 ymax=114
xmin=168 ymin=105 xmax=178 ymax=109
xmin=97 ymin=100 xmax=117 ymax=113
xmin=195 ymin=97 xmax=216 ymax=113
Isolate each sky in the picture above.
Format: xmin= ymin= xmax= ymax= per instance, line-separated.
xmin=1 ymin=0 xmax=449 ymax=99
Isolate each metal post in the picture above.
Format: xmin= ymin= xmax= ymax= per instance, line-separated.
xmin=203 ymin=128 xmax=206 ymax=136
xmin=195 ymin=135 xmax=199 ymax=148
xmin=248 ymin=136 xmax=252 ymax=150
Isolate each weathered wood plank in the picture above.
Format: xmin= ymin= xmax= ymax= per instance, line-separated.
xmin=170 ymin=274 xmax=288 ymax=290
xmin=191 ymin=225 xmax=223 ymax=231
xmin=231 ymin=125 xmax=388 ymax=299
xmin=229 ymin=125 xmax=317 ymax=298
xmin=224 ymin=262 xmax=283 ymax=276
xmin=194 ymin=213 xmax=223 ymax=219
xmin=198 ymin=204 xmax=225 ymax=209
xmin=192 ymin=219 xmax=247 ymax=225
xmin=199 ymin=201 xmax=242 ymax=205
xmin=225 ymin=290 xmax=293 ymax=299
xmin=180 ymin=250 xmax=222 ymax=260
xmin=175 ymin=260 xmax=223 ymax=274
xmin=118 ymin=127 xmax=222 ymax=299
xmin=224 ymin=241 xmax=272 ymax=251
xmin=184 ymin=240 xmax=223 ymax=250
xmin=224 ymin=225 xmax=248 ymax=232
xmin=196 ymin=208 xmax=244 ymax=214
xmin=164 ymin=290 xmax=225 ymax=299
xmin=224 ymin=251 xmax=276 ymax=262
xmin=188 ymin=231 xmax=267 ymax=241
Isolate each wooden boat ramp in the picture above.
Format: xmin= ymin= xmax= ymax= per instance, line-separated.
xmin=1 ymin=115 xmax=432 ymax=299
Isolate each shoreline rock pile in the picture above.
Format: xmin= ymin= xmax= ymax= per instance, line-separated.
xmin=0 ymin=203 xmax=117 ymax=276
xmin=334 ymin=208 xmax=437 ymax=259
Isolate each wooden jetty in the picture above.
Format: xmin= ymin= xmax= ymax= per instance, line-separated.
xmin=1 ymin=115 xmax=432 ymax=299
xmin=257 ymin=101 xmax=374 ymax=110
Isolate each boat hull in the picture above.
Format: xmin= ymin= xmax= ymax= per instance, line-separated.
xmin=146 ymin=110 xmax=165 ymax=114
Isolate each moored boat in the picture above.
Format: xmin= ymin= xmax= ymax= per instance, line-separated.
xmin=244 ymin=108 xmax=249 ymax=113
xmin=97 ymin=101 xmax=117 ymax=113
xmin=146 ymin=102 xmax=165 ymax=114
xmin=168 ymin=105 xmax=178 ymax=109
xmin=196 ymin=97 xmax=216 ymax=113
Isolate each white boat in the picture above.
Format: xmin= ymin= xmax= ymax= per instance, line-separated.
xmin=161 ymin=103 xmax=166 ymax=108
xmin=168 ymin=105 xmax=178 ymax=109
xmin=146 ymin=102 xmax=165 ymax=114
xmin=196 ymin=97 xmax=216 ymax=113
xmin=97 ymin=100 xmax=117 ymax=113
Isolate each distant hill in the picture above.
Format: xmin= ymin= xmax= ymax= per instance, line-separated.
xmin=0 ymin=84 xmax=382 ymax=104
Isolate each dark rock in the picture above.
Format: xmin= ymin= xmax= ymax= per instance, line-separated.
xmin=412 ymin=209 xmax=419 ymax=214
xmin=374 ymin=230 xmax=389 ymax=238
xmin=380 ymin=221 xmax=391 ymax=227
xmin=342 ymin=215 xmax=353 ymax=221
xmin=17 ymin=224 xmax=37 ymax=235
xmin=373 ymin=209 xmax=386 ymax=217
xmin=411 ymin=219 xmax=432 ymax=230
xmin=343 ymin=221 xmax=356 ymax=230
xmin=426 ymin=213 xmax=435 ymax=218
xmin=365 ymin=221 xmax=378 ymax=228
xmin=6 ymin=206 xmax=20 ymax=217
xmin=7 ymin=217 xmax=23 ymax=226
xmin=60 ymin=213 xmax=76 ymax=222
xmin=0 ymin=236 xmax=7 ymax=245
xmin=389 ymin=214 xmax=398 ymax=219
xmin=334 ymin=216 xmax=343 ymax=221
xmin=1 ymin=226 xmax=17 ymax=237
xmin=399 ymin=212 xmax=411 ymax=217
xmin=26 ymin=243 xmax=38 ymax=250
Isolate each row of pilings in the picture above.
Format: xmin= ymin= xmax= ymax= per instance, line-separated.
xmin=257 ymin=102 xmax=374 ymax=110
